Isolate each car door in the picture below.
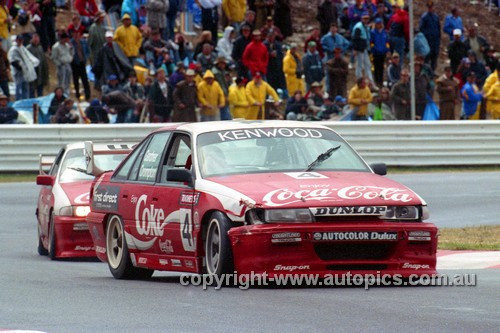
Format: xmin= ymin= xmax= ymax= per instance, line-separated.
xmin=153 ymin=132 xmax=196 ymax=269
xmin=118 ymin=132 xmax=172 ymax=254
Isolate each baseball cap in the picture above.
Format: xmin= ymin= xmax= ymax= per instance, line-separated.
xmin=108 ymin=74 xmax=118 ymax=81
xmin=335 ymin=95 xmax=346 ymax=103
xmin=105 ymin=30 xmax=114 ymax=38
xmin=185 ymin=69 xmax=195 ymax=76
xmin=453 ymin=29 xmax=462 ymax=36
xmin=375 ymin=18 xmax=383 ymax=24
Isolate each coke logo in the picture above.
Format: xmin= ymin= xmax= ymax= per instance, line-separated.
xmin=135 ymin=194 xmax=168 ymax=236
xmin=262 ymin=188 xmax=337 ymax=207
xmin=337 ymin=186 xmax=413 ymax=202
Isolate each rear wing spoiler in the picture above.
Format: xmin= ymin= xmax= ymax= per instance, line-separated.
xmin=84 ymin=141 xmax=136 ymax=176
xmin=39 ymin=155 xmax=56 ymax=175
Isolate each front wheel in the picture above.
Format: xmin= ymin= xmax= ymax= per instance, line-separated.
xmin=205 ymin=211 xmax=234 ymax=277
xmin=106 ymin=215 xmax=153 ymax=280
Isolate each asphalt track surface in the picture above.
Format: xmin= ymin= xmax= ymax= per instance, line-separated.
xmin=1 ymin=173 xmax=499 ymax=332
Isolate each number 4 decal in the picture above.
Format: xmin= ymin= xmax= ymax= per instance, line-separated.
xmin=179 ymin=208 xmax=195 ymax=252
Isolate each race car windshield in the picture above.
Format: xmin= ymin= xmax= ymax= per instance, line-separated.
xmin=197 ymin=128 xmax=369 ymax=178
xmin=59 ymin=148 xmax=126 ymax=182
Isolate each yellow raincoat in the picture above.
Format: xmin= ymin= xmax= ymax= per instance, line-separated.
xmin=228 ymin=83 xmax=249 ymax=118
xmin=283 ymin=50 xmax=305 ymax=95
xmin=222 ymin=0 xmax=246 ymax=23
xmin=114 ymin=23 xmax=142 ymax=58
xmin=245 ymin=80 xmax=279 ymax=120
xmin=0 ymin=4 xmax=9 ymax=40
xmin=485 ymin=80 xmax=500 ymax=119
xmin=483 ymin=70 xmax=498 ymax=115
xmin=348 ymin=84 xmax=373 ymax=117
xmin=197 ymin=70 xmax=225 ymax=117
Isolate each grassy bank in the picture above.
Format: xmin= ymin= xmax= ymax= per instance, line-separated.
xmin=438 ymin=225 xmax=500 ymax=251
xmin=0 ymin=173 xmax=37 ymax=183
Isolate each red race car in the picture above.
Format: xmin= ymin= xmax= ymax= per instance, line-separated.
xmin=36 ymin=141 xmax=134 ymax=259
xmin=86 ymin=121 xmax=438 ymax=280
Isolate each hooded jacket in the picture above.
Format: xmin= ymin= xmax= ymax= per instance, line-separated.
xmin=217 ymin=26 xmax=234 ymax=62
xmin=197 ymin=70 xmax=225 ymax=116
xmin=283 ymin=49 xmax=305 ymax=95
xmin=245 ymin=79 xmax=280 ymax=120
xmin=228 ymin=83 xmax=249 ymax=118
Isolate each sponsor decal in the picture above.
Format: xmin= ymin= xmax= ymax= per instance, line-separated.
xmin=193 ymin=211 xmax=200 ymax=227
xmin=272 ymin=232 xmax=301 ymax=239
xmin=179 ymin=192 xmax=200 ymax=205
xmin=180 ymin=208 xmax=195 ymax=252
xmin=95 ymin=246 xmax=106 ymax=254
xmin=402 ymin=263 xmax=430 ymax=270
xmin=130 ymin=195 xmax=138 ymax=204
xmin=313 ymin=231 xmax=398 ymax=241
xmin=171 ymin=259 xmax=182 ymax=267
xmin=92 ymin=185 xmax=120 ymax=211
xmin=271 ymin=232 xmax=302 ymax=243
xmin=262 ymin=186 xmax=413 ymax=207
xmin=312 ymin=206 xmax=387 ymax=216
xmin=74 ymin=192 xmax=90 ymax=204
xmin=159 ymin=259 xmax=169 ymax=266
xmin=138 ymin=165 xmax=157 ymax=180
xmin=216 ymin=128 xmax=324 ymax=142
xmin=135 ymin=194 xmax=169 ymax=237
xmin=159 ymin=239 xmax=174 ymax=254
xmin=408 ymin=231 xmax=431 ymax=241
xmin=138 ymin=257 xmax=147 ymax=265
xmin=185 ymin=260 xmax=194 ymax=268
xmin=143 ymin=149 xmax=159 ymax=163
xmin=74 ymin=245 xmax=94 ymax=251
xmin=284 ymin=172 xmax=328 ymax=179
xmin=274 ymin=265 xmax=310 ymax=272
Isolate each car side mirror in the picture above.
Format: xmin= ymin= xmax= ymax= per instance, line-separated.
xmin=166 ymin=169 xmax=194 ymax=187
xmin=36 ymin=175 xmax=55 ymax=186
xmin=370 ymin=163 xmax=387 ymax=176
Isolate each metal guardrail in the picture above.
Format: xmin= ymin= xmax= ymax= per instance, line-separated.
xmin=0 ymin=121 xmax=499 ymax=171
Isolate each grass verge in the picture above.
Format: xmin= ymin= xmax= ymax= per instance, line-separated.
xmin=0 ymin=173 xmax=37 ymax=183
xmin=438 ymin=225 xmax=500 ymax=251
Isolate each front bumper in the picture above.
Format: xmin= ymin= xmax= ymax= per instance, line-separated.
xmin=228 ymin=222 xmax=438 ymax=278
xmin=53 ymin=215 xmax=95 ymax=258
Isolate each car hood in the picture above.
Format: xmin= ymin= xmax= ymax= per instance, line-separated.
xmin=59 ymin=181 xmax=92 ymax=206
xmin=204 ymin=171 xmax=423 ymax=208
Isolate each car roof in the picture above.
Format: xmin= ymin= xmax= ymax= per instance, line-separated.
xmin=157 ymin=120 xmax=333 ymax=136
xmin=63 ymin=141 xmax=136 ymax=151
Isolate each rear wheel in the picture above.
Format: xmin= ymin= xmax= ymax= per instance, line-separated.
xmin=48 ymin=214 xmax=57 ymax=260
xmin=106 ymin=215 xmax=153 ymax=280
xmin=37 ymin=224 xmax=48 ymax=256
xmin=205 ymin=212 xmax=234 ymax=277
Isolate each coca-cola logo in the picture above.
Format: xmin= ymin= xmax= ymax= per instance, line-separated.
xmin=262 ymin=186 xmax=413 ymax=207
xmin=135 ymin=194 xmax=168 ymax=236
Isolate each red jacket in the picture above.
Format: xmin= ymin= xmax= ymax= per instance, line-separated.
xmin=242 ymin=40 xmax=269 ymax=75
xmin=75 ymin=0 xmax=98 ymax=17
xmin=387 ymin=9 xmax=410 ymax=42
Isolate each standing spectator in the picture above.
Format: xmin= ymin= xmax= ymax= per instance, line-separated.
xmin=352 ymin=14 xmax=373 ymax=82
xmin=217 ymin=26 xmax=235 ymax=63
xmin=27 ymin=0 xmax=43 ymax=42
xmin=326 ymin=47 xmax=348 ymax=98
xmin=443 ymin=8 xmax=463 ymax=41
xmin=387 ymin=4 xmax=409 ymax=65
xmin=114 ymin=13 xmax=142 ymax=64
xmin=283 ymin=43 xmax=305 ymax=95
xmin=390 ymin=68 xmax=411 ymax=120
xmin=9 ymin=35 xmax=39 ymax=100
xmin=302 ymin=41 xmax=324 ymax=91
xmin=88 ymin=12 xmax=106 ymax=66
xmin=463 ymin=25 xmax=489 ymax=63
xmin=67 ymin=13 xmax=86 ymax=37
xmin=468 ymin=50 xmax=487 ymax=89
xmin=254 ymin=0 xmax=274 ymax=29
xmin=196 ymin=42 xmax=218 ymax=73
xmin=447 ymin=29 xmax=468 ymax=75
xmin=222 ymin=0 xmax=246 ymax=28
xmin=85 ymin=99 xmax=109 ymax=123
xmin=48 ymin=87 xmax=66 ymax=117
xmin=273 ymin=0 xmax=292 ymax=39
xmin=71 ymin=31 xmax=90 ymax=101
xmin=418 ymin=1 xmax=440 ymax=71
xmin=120 ymin=0 xmax=141 ymax=27
xmin=197 ymin=0 xmax=221 ymax=44
xmin=461 ymin=72 xmax=482 ymax=119
xmin=371 ymin=17 xmax=390 ymax=87
xmin=347 ymin=77 xmax=372 ymax=121
xmin=55 ymin=99 xmax=79 ymax=124
xmin=242 ymin=30 xmax=269 ymax=76
xmin=0 ymin=94 xmax=18 ymax=124
xmin=92 ymin=31 xmax=134 ymax=90
xmin=212 ymin=56 xmax=232 ymax=120
xmin=74 ymin=0 xmax=98 ymax=27
xmin=321 ymin=24 xmax=350 ymax=61
xmin=245 ymin=72 xmax=279 ymax=119
xmin=38 ymin=0 xmax=56 ymax=52
xmin=484 ymin=49 xmax=498 ymax=74
xmin=387 ymin=52 xmax=401 ymax=88
xmin=148 ymin=68 xmax=171 ymax=122
xmin=484 ymin=70 xmax=500 ymax=119
xmin=228 ymin=76 xmax=249 ymax=118
xmin=232 ymin=24 xmax=252 ymax=77
xmin=166 ymin=0 xmax=181 ymax=41
xmin=348 ymin=0 xmax=369 ymax=30
xmin=260 ymin=16 xmax=283 ymax=40
xmin=372 ymin=3 xmax=390 ymax=27
xmin=145 ymin=0 xmax=169 ymax=38
xmin=0 ymin=39 xmax=9 ymax=97
xmin=436 ymin=66 xmax=460 ymax=120
xmin=169 ymin=62 xmax=186 ymax=88
xmin=27 ymin=33 xmax=48 ymax=98
xmin=242 ymin=10 xmax=256 ymax=31
xmin=51 ymin=32 xmax=74 ymax=97
xmin=197 ymin=69 xmax=225 ymax=121
xmin=264 ymin=32 xmax=286 ymax=94
xmin=303 ymin=27 xmax=324 ymax=59
xmin=316 ymin=0 xmax=338 ymax=36
xmin=172 ymin=69 xmax=198 ymax=122
xmin=414 ymin=61 xmax=430 ymax=119
xmin=0 ymin=0 xmax=11 ymax=52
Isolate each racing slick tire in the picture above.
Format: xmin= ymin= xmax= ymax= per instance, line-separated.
xmin=205 ymin=211 xmax=234 ymax=277
xmin=37 ymin=224 xmax=48 ymax=256
xmin=106 ymin=215 xmax=154 ymax=280
xmin=48 ymin=214 xmax=57 ymax=260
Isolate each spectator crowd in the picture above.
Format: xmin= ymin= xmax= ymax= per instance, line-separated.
xmin=0 ymin=0 xmax=499 ymax=124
